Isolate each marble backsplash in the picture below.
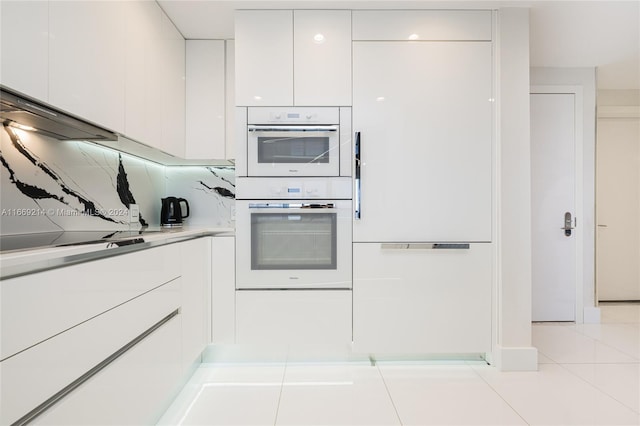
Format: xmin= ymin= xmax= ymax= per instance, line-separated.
xmin=0 ymin=124 xmax=235 ymax=235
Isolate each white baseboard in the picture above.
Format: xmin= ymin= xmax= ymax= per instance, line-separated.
xmin=493 ymin=345 xmax=538 ymax=371
xmin=583 ymin=307 xmax=601 ymax=323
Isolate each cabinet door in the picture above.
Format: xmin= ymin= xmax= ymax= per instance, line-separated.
xmin=225 ymin=40 xmax=236 ymax=160
xmin=185 ymin=40 xmax=225 ymax=159
xmin=235 ymin=10 xmax=293 ymax=106
xmin=352 ymin=41 xmax=493 ymax=242
xmin=0 ymin=0 xmax=49 ymax=101
xmin=352 ymin=10 xmax=492 ymax=41
xmin=236 ymin=290 xmax=352 ymax=345
xmin=293 ymin=10 xmax=351 ymax=106
xmin=353 ymin=243 xmax=492 ymax=355
xmin=180 ymin=238 xmax=211 ymax=369
xmin=158 ymin=13 xmax=186 ymax=157
xmin=211 ymin=236 xmax=236 ymax=344
xmin=124 ymin=0 xmax=164 ymax=147
xmin=49 ymin=1 xmax=126 ymax=133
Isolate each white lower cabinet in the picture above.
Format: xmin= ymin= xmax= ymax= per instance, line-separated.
xmin=236 ymin=290 xmax=352 ymax=345
xmin=180 ymin=237 xmax=211 ymax=370
xmin=33 ymin=314 xmax=182 ymax=426
xmin=353 ymin=243 xmax=492 ymax=355
xmin=1 ymin=278 xmax=181 ymax=425
xmin=211 ymin=235 xmax=236 ymax=344
xmin=0 ymin=237 xmax=218 ymax=425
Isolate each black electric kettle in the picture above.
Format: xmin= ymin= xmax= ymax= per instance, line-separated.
xmin=160 ymin=197 xmax=190 ymax=227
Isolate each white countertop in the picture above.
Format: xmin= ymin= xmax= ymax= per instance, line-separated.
xmin=0 ymin=227 xmax=234 ymax=279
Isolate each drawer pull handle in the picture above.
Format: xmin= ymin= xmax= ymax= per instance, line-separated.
xmin=380 ymin=243 xmax=470 ymax=250
xmin=11 ymin=309 xmax=179 ymax=426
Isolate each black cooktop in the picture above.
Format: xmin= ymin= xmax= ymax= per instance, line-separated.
xmin=0 ymin=229 xmax=163 ymax=253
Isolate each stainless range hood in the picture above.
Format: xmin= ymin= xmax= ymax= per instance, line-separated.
xmin=0 ymin=86 xmax=118 ymax=141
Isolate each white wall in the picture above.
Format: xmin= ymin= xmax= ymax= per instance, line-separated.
xmin=495 ymin=8 xmax=537 ymax=371
xmin=530 ymin=67 xmax=598 ymax=321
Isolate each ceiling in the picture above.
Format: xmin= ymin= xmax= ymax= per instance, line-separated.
xmin=158 ymin=0 xmax=640 ymax=90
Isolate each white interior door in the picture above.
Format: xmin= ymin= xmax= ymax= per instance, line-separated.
xmin=597 ymin=117 xmax=640 ymax=301
xmin=531 ymin=93 xmax=578 ymax=322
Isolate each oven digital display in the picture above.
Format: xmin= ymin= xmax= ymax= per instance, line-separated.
xmin=288 ymin=188 xmax=301 ymax=193
xmin=287 ymin=113 xmax=300 ymax=119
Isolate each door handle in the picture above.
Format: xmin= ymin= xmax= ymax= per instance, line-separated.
xmin=354 ymin=131 xmax=362 ymax=220
xmin=562 ymin=212 xmax=575 ymax=236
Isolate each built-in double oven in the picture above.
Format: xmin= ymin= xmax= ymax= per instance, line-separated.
xmin=235 ymin=107 xmax=352 ymax=290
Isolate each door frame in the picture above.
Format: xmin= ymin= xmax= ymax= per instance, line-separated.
xmin=530 ymin=85 xmax=585 ymax=322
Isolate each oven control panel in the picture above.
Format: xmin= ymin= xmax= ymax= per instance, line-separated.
xmin=235 ymin=177 xmax=352 ymax=200
xmin=248 ymin=107 xmax=339 ymax=125
xmin=270 ymin=182 xmax=322 ymax=198
xmin=269 ymin=112 xmax=318 ymax=122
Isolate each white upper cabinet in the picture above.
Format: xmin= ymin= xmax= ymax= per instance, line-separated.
xmin=293 ymin=10 xmax=352 ymax=106
xmin=125 ymin=2 xmax=186 ymax=158
xmin=235 ymin=10 xmax=293 ymax=106
xmin=124 ymin=1 xmax=164 ymax=148
xmin=236 ymin=10 xmax=352 ymax=107
xmin=49 ymin=1 xmax=126 ymax=133
xmin=225 ymin=40 xmax=236 ymax=160
xmin=158 ymin=13 xmax=186 ymax=157
xmin=352 ymin=10 xmax=492 ymax=41
xmin=4 ymin=1 xmax=186 ymax=158
xmin=186 ymin=40 xmax=226 ymax=159
xmin=0 ymin=1 xmax=49 ymax=101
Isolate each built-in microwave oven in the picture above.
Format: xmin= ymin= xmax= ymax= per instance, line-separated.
xmin=236 ymin=107 xmax=352 ymax=178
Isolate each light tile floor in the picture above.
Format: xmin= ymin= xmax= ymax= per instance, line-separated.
xmin=158 ymin=304 xmax=640 ymax=425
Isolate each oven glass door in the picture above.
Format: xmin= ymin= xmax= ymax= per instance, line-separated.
xmin=252 ymin=212 xmax=336 ymax=270
xmin=247 ymin=125 xmax=340 ymax=177
xmin=236 ymin=200 xmax=352 ymax=289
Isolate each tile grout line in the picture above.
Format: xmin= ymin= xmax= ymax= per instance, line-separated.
xmin=576 ymin=324 xmax=640 ymax=360
xmin=535 ymin=323 xmax=640 ymax=363
xmin=554 ymin=362 xmax=640 ymax=415
xmin=466 ymin=362 xmax=531 ymax=426
xmin=537 ymin=323 xmax=640 ymax=413
xmin=375 ymin=363 xmax=404 ymax=426
xmin=273 ymin=362 xmax=288 ymax=426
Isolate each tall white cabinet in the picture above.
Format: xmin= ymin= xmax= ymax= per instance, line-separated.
xmin=351 ymin=11 xmax=494 ymax=355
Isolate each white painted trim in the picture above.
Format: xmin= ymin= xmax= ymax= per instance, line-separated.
xmin=493 ymin=345 xmax=538 ymax=371
xmin=598 ymin=105 xmax=640 ymax=118
xmin=583 ymin=306 xmax=601 ymax=324
xmin=491 ymin=8 xmax=501 ymax=373
xmin=530 ymin=85 xmax=585 ymax=323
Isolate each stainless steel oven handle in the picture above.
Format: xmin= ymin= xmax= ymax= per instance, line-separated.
xmin=248 ymin=203 xmax=336 ymax=210
xmin=248 ymin=125 xmax=339 ymax=132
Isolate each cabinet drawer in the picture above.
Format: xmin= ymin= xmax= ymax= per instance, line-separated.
xmin=0 ymin=279 xmax=180 ymax=426
xmin=236 ymin=290 xmax=351 ymax=345
xmin=352 ymin=10 xmax=492 ymax=41
xmin=1 ymin=244 xmax=180 ymax=360
xmin=33 ymin=315 xmax=181 ymax=426
xmin=353 ymin=243 xmax=492 ymax=355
